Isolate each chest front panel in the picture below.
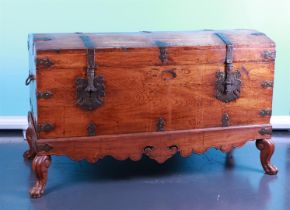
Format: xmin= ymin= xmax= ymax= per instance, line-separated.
xmin=30 ymin=31 xmax=275 ymax=139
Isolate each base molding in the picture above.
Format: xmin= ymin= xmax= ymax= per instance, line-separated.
xmin=0 ymin=115 xmax=289 ymax=140
xmin=37 ymin=124 xmax=272 ymax=164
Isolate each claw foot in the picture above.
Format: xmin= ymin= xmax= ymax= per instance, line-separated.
xmin=30 ymin=183 xmax=45 ymax=198
xmin=30 ymin=155 xmax=51 ymax=198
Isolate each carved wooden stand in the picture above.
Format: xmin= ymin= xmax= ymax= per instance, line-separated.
xmin=24 ymin=113 xmax=278 ymax=198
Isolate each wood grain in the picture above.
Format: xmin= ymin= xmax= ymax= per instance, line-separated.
xmin=33 ymin=30 xmax=274 ymax=51
xmin=37 ymin=124 xmax=272 ymax=163
xmin=36 ymin=62 xmax=273 ymax=138
xmin=26 ymin=30 xmax=278 ymax=199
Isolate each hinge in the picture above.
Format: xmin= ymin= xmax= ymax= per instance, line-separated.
xmin=76 ymin=35 xmax=105 ymax=111
xmin=155 ymin=41 xmax=168 ymax=64
xmin=159 ymin=47 xmax=167 ymax=63
xmin=215 ymin=33 xmax=241 ymax=103
xmin=259 ymin=109 xmax=272 ymax=117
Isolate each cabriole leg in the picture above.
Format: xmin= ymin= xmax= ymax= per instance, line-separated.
xmin=30 ymin=155 xmax=51 ymax=198
xmin=256 ymin=139 xmax=278 ymax=175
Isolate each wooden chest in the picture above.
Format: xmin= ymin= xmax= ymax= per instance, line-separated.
xmin=24 ymin=30 xmax=278 ymax=198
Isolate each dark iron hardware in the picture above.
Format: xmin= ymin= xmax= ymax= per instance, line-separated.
xmin=34 ymin=37 xmax=52 ymax=41
xmin=251 ymin=32 xmax=265 ymax=36
xmin=259 ymin=128 xmax=272 ymax=135
xmin=37 ymin=91 xmax=53 ymax=99
xmin=222 ymin=113 xmax=229 ymax=127
xmin=159 ymin=47 xmax=167 ymax=63
xmin=156 ymin=117 xmax=166 ymax=131
xmin=215 ymin=33 xmax=241 ymax=103
xmin=25 ymin=74 xmax=35 ymax=86
xmin=37 ymin=58 xmax=54 ymax=68
xmin=259 ymin=109 xmax=272 ymax=117
xmin=37 ymin=123 xmax=54 ymax=132
xmin=262 ymin=51 xmax=276 ymax=60
xmin=75 ymin=49 xmax=105 ymax=111
xmin=76 ymin=35 xmax=105 ymax=111
xmin=261 ymin=81 xmax=273 ymax=88
xmin=87 ymin=122 xmax=97 ymax=136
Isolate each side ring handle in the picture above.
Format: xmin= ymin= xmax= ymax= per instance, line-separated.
xmin=25 ymin=74 xmax=35 ymax=86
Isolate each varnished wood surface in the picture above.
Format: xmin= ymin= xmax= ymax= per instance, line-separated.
xmin=30 ymin=155 xmax=51 ymax=198
xmin=256 ymin=139 xmax=278 ymax=175
xmin=36 ymin=62 xmax=273 ymax=138
xmin=26 ymin=30 xmax=278 ymax=198
xmin=30 ymin=30 xmax=275 ymax=138
xmin=36 ymin=47 xmax=275 ymax=68
xmin=37 ymin=124 xmax=272 ymax=164
xmin=32 ymin=30 xmax=274 ymax=51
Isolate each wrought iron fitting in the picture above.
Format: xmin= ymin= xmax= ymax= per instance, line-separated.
xmin=259 ymin=128 xmax=272 ymax=135
xmin=37 ymin=91 xmax=53 ymax=99
xmin=159 ymin=47 xmax=167 ymax=63
xmin=222 ymin=113 xmax=230 ymax=127
xmin=259 ymin=109 xmax=272 ymax=117
xmin=76 ymin=35 xmax=105 ymax=111
xmin=215 ymin=33 xmax=241 ymax=103
xmin=87 ymin=122 xmax=97 ymax=136
xmin=25 ymin=74 xmax=35 ymax=86
xmin=261 ymin=81 xmax=273 ymax=88
xmin=37 ymin=123 xmax=55 ymax=132
xmin=156 ymin=117 xmax=166 ymax=132
xmin=262 ymin=51 xmax=276 ymax=60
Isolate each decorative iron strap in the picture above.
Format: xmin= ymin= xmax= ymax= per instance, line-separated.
xmin=76 ymin=35 xmax=105 ymax=111
xmin=215 ymin=33 xmax=233 ymax=64
xmin=215 ymin=33 xmax=241 ymax=103
xmin=79 ymin=34 xmax=96 ymax=49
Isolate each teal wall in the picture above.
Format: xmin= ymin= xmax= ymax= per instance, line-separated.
xmin=0 ymin=0 xmax=289 ymax=116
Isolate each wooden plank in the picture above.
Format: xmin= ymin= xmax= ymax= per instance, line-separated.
xmin=36 ymin=47 xmax=275 ymax=69
xmin=36 ymin=62 xmax=274 ymax=138
xmin=33 ymin=30 xmax=274 ymax=51
xmin=37 ymin=124 xmax=272 ymax=163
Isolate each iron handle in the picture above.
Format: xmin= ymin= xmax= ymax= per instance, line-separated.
xmin=25 ymin=74 xmax=35 ymax=86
